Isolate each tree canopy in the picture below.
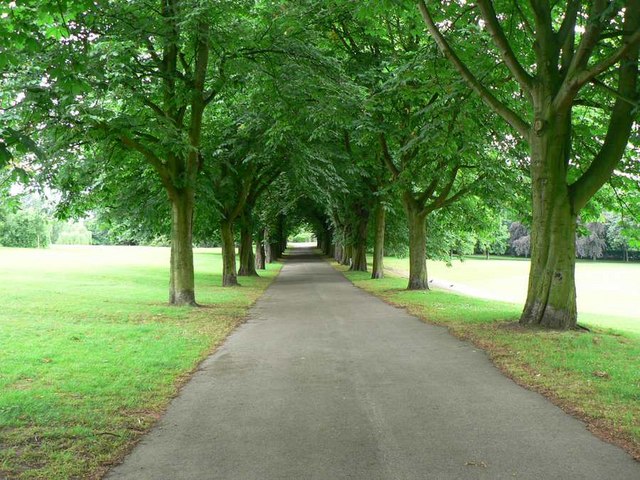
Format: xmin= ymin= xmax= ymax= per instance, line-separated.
xmin=2 ymin=0 xmax=639 ymax=330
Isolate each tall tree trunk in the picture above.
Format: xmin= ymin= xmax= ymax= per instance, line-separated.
xmin=350 ymin=207 xmax=369 ymax=272
xmin=255 ymin=229 xmax=266 ymax=270
xmin=371 ymin=201 xmax=386 ymax=279
xmin=238 ymin=216 xmax=258 ymax=277
xmin=334 ymin=243 xmax=342 ymax=262
xmin=321 ymin=225 xmax=331 ymax=255
xmin=169 ymin=190 xmax=197 ymax=305
xmin=269 ymin=242 xmax=279 ymax=261
xmin=339 ymin=225 xmax=351 ymax=266
xmin=521 ymin=111 xmax=577 ymax=329
xmin=275 ymin=215 xmax=286 ymax=258
xmin=404 ymin=198 xmax=428 ymax=290
xmin=340 ymin=244 xmax=351 ymax=266
xmin=220 ymin=219 xmax=238 ymax=287
xmin=264 ymin=229 xmax=273 ymax=263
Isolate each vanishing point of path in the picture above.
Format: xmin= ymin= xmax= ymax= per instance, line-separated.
xmin=107 ymin=247 xmax=639 ymax=480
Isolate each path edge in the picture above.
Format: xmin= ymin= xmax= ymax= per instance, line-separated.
xmin=327 ymin=258 xmax=640 ymax=463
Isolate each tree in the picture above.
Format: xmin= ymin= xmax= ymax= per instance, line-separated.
xmin=375 ymin=73 xmax=495 ymax=289
xmin=576 ymin=222 xmax=607 ymax=260
xmin=418 ymin=0 xmax=640 ymax=328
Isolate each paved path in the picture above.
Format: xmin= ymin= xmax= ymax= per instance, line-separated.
xmin=107 ymin=247 xmax=639 ymax=479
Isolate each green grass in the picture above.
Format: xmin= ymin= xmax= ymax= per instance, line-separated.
xmin=0 ymin=245 xmax=281 ymax=480
xmin=341 ymin=267 xmax=640 ymax=460
xmin=382 ymin=255 xmax=640 ymax=334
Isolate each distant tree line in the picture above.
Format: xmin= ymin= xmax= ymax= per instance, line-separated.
xmin=505 ymin=214 xmax=640 ymax=262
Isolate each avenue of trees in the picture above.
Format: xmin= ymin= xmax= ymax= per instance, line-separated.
xmin=1 ymin=1 xmax=639 ymax=330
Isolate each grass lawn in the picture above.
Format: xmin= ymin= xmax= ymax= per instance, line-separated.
xmin=0 ymin=245 xmax=281 ymax=480
xmin=382 ymin=255 xmax=640 ymax=335
xmin=340 ymin=266 xmax=640 ymax=460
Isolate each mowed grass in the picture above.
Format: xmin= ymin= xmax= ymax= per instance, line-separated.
xmin=0 ymin=246 xmax=281 ymax=480
xmin=341 ymin=267 xmax=640 ymax=460
xmin=382 ymin=255 xmax=640 ymax=334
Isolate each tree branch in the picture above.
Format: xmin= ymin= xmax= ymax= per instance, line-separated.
xmin=417 ymin=0 xmax=530 ymax=138
xmin=476 ymin=0 xmax=533 ymax=93
xmin=558 ymin=0 xmax=580 ymax=73
xmin=141 ymin=97 xmax=166 ymax=119
xmin=527 ymin=0 xmax=556 ymax=71
xmin=432 ymin=165 xmax=460 ymax=207
xmin=417 ymin=175 xmax=440 ymax=206
xmin=572 ymin=28 xmax=640 ymax=87
xmin=513 ymin=0 xmax=534 ymax=37
xmin=569 ymin=0 xmax=640 ymax=211
xmin=379 ymin=133 xmax=400 ymax=179
xmin=564 ymin=0 xmax=610 ymax=79
xmin=440 ymin=174 xmax=486 ymax=209
xmin=119 ymin=133 xmax=173 ymax=194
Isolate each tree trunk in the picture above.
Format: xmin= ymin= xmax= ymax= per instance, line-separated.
xmin=238 ymin=218 xmax=258 ymax=277
xmin=404 ymin=199 xmax=429 ymax=290
xmin=255 ymin=230 xmax=266 ymax=270
xmin=334 ymin=243 xmax=342 ymax=262
xmin=321 ymin=225 xmax=332 ymax=255
xmin=339 ymin=225 xmax=351 ymax=266
xmin=371 ymin=201 xmax=385 ymax=279
xmin=520 ymin=111 xmax=577 ymax=329
xmin=220 ymin=219 xmax=238 ymax=287
xmin=273 ymin=215 xmax=286 ymax=258
xmin=264 ymin=229 xmax=273 ymax=263
xmin=350 ymin=207 xmax=369 ymax=272
xmin=340 ymin=244 xmax=352 ymax=266
xmin=268 ymin=242 xmax=278 ymax=261
xmin=169 ymin=190 xmax=197 ymax=305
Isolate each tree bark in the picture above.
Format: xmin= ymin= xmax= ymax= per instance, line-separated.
xmin=220 ymin=219 xmax=238 ymax=287
xmin=340 ymin=244 xmax=352 ymax=266
xmin=169 ymin=190 xmax=197 ymax=305
xmin=334 ymin=243 xmax=342 ymax=262
xmin=255 ymin=229 xmax=266 ymax=270
xmin=371 ymin=201 xmax=386 ymax=279
xmin=521 ymin=111 xmax=578 ymax=329
xmin=264 ymin=229 xmax=273 ymax=263
xmin=238 ymin=217 xmax=258 ymax=277
xmin=339 ymin=225 xmax=351 ymax=266
xmin=404 ymin=199 xmax=429 ymax=290
xmin=350 ymin=207 xmax=369 ymax=272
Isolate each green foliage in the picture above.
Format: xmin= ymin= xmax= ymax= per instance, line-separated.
xmin=0 ymin=207 xmax=51 ymax=248
xmin=53 ymin=221 xmax=92 ymax=245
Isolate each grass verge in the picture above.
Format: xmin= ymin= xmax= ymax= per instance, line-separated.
xmin=380 ymin=254 xmax=640 ymax=334
xmin=0 ymin=246 xmax=282 ymax=480
xmin=338 ymin=265 xmax=640 ymax=461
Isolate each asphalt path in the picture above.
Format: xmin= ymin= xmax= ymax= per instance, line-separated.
xmin=106 ymin=247 xmax=639 ymax=479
